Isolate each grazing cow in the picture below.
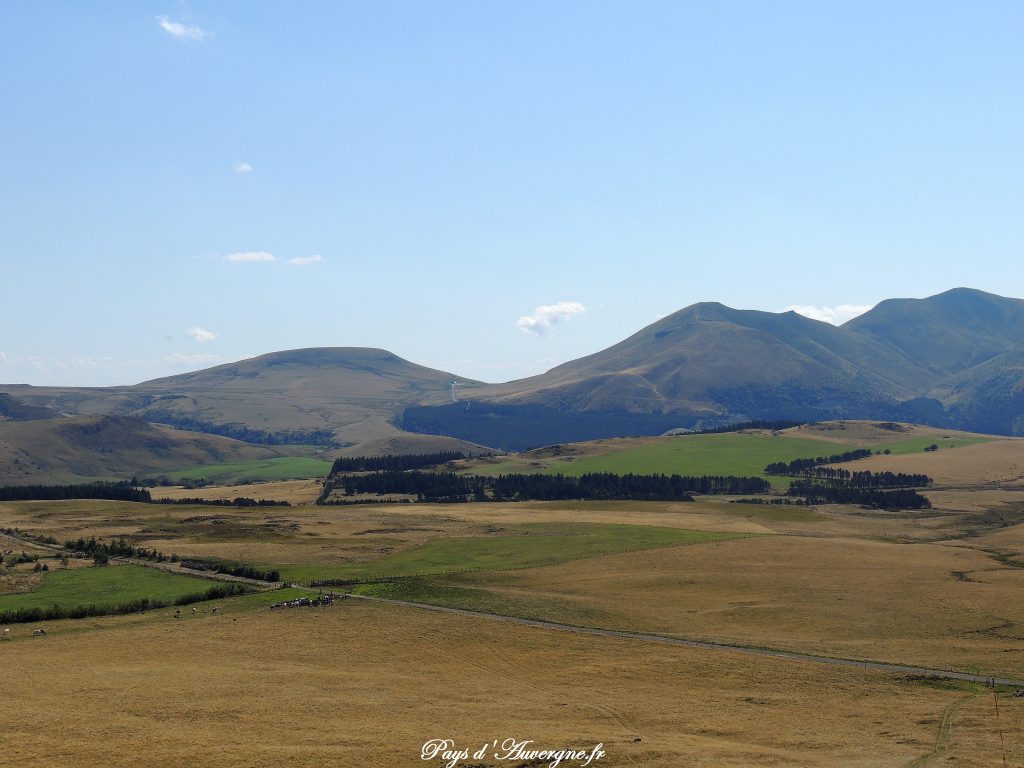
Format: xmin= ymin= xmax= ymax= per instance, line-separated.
xmin=32 ymin=629 xmax=46 ymax=637
xmin=192 ymin=607 xmax=197 ymax=613
xmin=2 ymin=627 xmax=9 ymax=640
xmin=212 ymin=607 xmax=217 ymax=614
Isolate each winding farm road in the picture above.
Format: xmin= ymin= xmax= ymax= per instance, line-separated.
xmin=346 ymin=593 xmax=1024 ymax=688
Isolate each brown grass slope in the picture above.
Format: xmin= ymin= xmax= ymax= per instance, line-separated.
xmin=463 ymin=302 xmax=928 ymax=416
xmin=0 ymin=393 xmax=59 ymax=421
xmin=463 ymin=289 xmax=1024 ymax=419
xmin=0 ymin=415 xmax=288 ymax=484
xmin=0 ymin=348 xmax=484 ymax=450
xmin=417 ymin=288 xmax=1024 ymax=438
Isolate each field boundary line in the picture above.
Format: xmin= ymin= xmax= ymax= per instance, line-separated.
xmin=348 ymin=594 xmax=1024 ymax=688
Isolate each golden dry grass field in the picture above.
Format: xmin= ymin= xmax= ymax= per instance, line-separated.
xmin=835 ymin=441 xmax=1024 ymax=490
xmin=2 ymin=597 xmax=1022 ymax=767
xmin=4 ymin=422 xmax=1024 ymax=765
xmin=784 ymin=421 xmax=994 ymax=449
xmin=434 ymin=536 xmax=1024 ymax=677
xmin=148 ymin=478 xmax=325 ymax=505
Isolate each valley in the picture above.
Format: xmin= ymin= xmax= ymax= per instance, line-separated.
xmin=3 ymin=421 xmax=1024 ymax=763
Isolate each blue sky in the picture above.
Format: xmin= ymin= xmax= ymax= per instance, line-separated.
xmin=2 ymin=1 xmax=1022 ymax=386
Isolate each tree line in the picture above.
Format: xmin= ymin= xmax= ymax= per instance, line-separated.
xmin=59 ymin=537 xmax=280 ymax=581
xmin=692 ymin=419 xmax=805 ymax=435
xmin=178 ymin=560 xmax=281 ymax=583
xmin=787 ymin=468 xmax=931 ymax=488
xmin=329 ymin=451 xmax=468 ymax=473
xmin=323 ymin=470 xmax=769 ymax=503
xmin=0 ymin=483 xmax=290 ymax=508
xmin=152 ymin=497 xmax=291 ymax=507
xmin=142 ymin=411 xmax=337 ymax=446
xmin=764 ymin=448 xmax=874 ymax=476
xmin=65 ymin=536 xmax=173 ymax=564
xmin=0 ymin=482 xmax=152 ymax=502
xmin=0 ymin=583 xmax=249 ymax=625
xmin=786 ymin=481 xmax=931 ymax=509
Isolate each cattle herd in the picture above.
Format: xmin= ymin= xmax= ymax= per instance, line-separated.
xmin=270 ymin=594 xmax=340 ymax=610
xmin=0 ymin=592 xmax=344 ymax=641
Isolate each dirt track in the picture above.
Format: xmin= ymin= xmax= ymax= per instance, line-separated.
xmin=349 ymin=593 xmax=1024 ymax=688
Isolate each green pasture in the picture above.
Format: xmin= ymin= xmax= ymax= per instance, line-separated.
xmin=470 ymin=433 xmax=841 ymax=480
xmin=460 ymin=431 xmax=994 ymax=483
xmin=0 ymin=564 xmax=215 ymax=613
xmin=352 ymin=575 xmax=617 ymax=626
xmin=875 ymin=435 xmax=991 ymax=455
xmin=168 ymin=456 xmax=333 ymax=484
xmin=278 ymin=522 xmax=744 ymax=583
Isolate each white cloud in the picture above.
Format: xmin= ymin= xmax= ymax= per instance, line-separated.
xmin=287 ymin=255 xmax=325 ymax=267
xmin=517 ymin=301 xmax=586 ymax=335
xmin=225 ymin=251 xmax=275 ymax=263
xmin=164 ymin=353 xmax=224 ymax=366
xmin=156 ymin=16 xmax=206 ymax=41
xmin=0 ymin=351 xmax=6 ymax=363
xmin=233 ymin=162 xmax=253 ymax=173
xmin=782 ymin=304 xmax=874 ymax=325
xmin=186 ymin=326 xmax=217 ymax=343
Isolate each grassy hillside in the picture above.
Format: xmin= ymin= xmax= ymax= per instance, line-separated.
xmin=455 ymin=421 xmax=994 ymax=481
xmin=0 ymin=393 xmax=58 ymax=421
xmin=844 ymin=287 xmax=1024 ymax=376
xmin=407 ymin=289 xmax=1024 ymax=442
xmin=463 ymin=433 xmax=836 ymax=480
xmin=0 ymin=415 xmax=298 ymax=485
xmin=1 ymin=348 xmax=482 ymax=453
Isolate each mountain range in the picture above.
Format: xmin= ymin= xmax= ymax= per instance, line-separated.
xmin=2 ymin=288 xmax=1023 ymax=461
xmin=403 ymin=287 xmax=1024 ymax=448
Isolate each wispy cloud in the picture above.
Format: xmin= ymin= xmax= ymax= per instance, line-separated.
xmin=287 ymin=255 xmax=325 ymax=267
xmin=782 ymin=304 xmax=873 ymax=325
xmin=517 ymin=301 xmax=586 ymax=335
xmin=232 ymin=162 xmax=253 ymax=174
xmin=164 ymin=352 xmax=224 ymax=366
xmin=225 ymin=251 xmax=275 ymax=263
xmin=156 ymin=16 xmax=206 ymax=41
xmin=0 ymin=354 xmax=114 ymax=373
xmin=186 ymin=326 xmax=216 ymax=343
